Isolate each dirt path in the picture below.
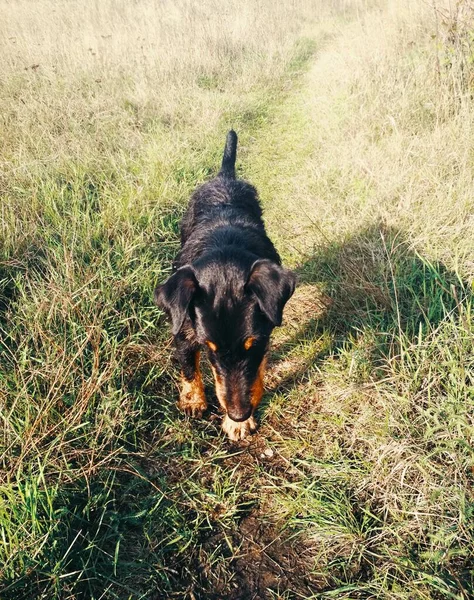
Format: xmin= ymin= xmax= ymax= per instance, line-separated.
xmin=221 ymin=16 xmax=376 ymax=599
xmin=221 ymin=4 xmax=474 ymax=596
xmin=242 ymin=14 xmax=373 ymax=396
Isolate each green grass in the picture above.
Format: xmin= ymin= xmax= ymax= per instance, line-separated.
xmin=1 ymin=0 xmax=474 ymax=598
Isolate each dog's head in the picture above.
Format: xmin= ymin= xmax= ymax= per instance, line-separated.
xmin=155 ymin=251 xmax=296 ymax=422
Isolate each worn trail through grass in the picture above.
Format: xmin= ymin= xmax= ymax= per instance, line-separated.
xmin=218 ymin=6 xmax=474 ymax=599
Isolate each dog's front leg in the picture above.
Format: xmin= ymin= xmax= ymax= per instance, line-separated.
xmin=174 ymin=330 xmax=207 ymax=418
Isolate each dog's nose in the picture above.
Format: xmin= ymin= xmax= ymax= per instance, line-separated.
xmin=227 ymin=407 xmax=252 ymax=422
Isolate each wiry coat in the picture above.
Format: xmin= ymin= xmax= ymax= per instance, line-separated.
xmin=155 ymin=131 xmax=296 ymax=440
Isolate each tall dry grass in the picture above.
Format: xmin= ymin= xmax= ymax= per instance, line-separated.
xmin=0 ymin=0 xmax=334 ymax=180
xmin=0 ymin=0 xmax=338 ymax=268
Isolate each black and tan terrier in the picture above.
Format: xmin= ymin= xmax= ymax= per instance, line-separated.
xmin=155 ymin=131 xmax=295 ymax=440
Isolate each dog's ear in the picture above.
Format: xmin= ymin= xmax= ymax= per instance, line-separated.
xmin=154 ymin=266 xmax=199 ymax=335
xmin=246 ymin=260 xmax=296 ymax=326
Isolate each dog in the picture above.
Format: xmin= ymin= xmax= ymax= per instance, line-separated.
xmin=154 ymin=131 xmax=296 ymax=440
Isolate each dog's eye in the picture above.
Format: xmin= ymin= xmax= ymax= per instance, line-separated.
xmin=205 ymin=340 xmax=218 ymax=352
xmin=244 ymin=337 xmax=255 ymax=351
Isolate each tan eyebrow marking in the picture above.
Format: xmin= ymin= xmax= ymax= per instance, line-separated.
xmin=205 ymin=340 xmax=218 ymax=352
xmin=244 ymin=337 xmax=255 ymax=351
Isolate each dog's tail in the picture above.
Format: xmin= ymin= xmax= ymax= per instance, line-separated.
xmin=219 ymin=130 xmax=237 ymax=179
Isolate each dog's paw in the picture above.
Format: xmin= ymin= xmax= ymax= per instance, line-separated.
xmin=178 ymin=380 xmax=207 ymax=418
xmin=179 ymin=400 xmax=208 ymax=418
xmin=222 ymin=414 xmax=257 ymax=441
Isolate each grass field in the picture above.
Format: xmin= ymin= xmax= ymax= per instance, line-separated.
xmin=1 ymin=0 xmax=473 ymax=598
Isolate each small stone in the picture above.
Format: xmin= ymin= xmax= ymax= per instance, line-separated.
xmin=263 ymin=447 xmax=274 ymax=458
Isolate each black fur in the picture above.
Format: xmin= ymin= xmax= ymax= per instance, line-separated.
xmin=155 ymin=130 xmax=296 ymax=425
xmin=219 ymin=129 xmax=237 ymax=178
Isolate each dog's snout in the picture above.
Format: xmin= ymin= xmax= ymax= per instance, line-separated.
xmin=227 ymin=406 xmax=253 ymax=423
xmin=226 ymin=377 xmax=253 ymax=422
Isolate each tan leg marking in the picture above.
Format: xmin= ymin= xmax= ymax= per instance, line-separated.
xmin=177 ymin=351 xmax=207 ymax=418
xmin=221 ymin=414 xmax=257 ymax=441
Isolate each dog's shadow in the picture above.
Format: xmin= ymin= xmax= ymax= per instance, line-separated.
xmin=253 ymin=222 xmax=469 ymax=426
